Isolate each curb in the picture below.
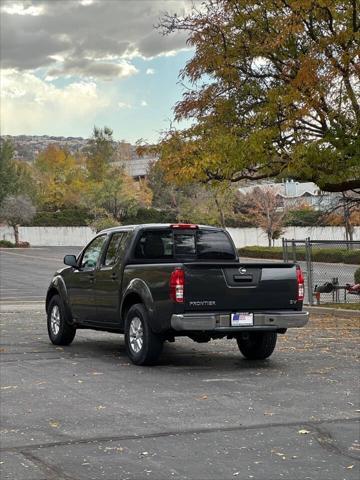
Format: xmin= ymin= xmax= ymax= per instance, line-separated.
xmin=306 ymin=306 xmax=360 ymax=319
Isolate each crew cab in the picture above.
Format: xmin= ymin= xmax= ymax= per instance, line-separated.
xmin=46 ymin=224 xmax=309 ymax=365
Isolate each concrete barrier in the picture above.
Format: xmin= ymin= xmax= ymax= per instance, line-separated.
xmin=0 ymin=226 xmax=95 ymax=246
xmin=0 ymin=225 xmax=359 ymax=247
xmin=226 ymin=226 xmax=360 ymax=248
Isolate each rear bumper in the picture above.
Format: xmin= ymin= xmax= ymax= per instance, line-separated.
xmin=171 ymin=310 xmax=309 ymax=332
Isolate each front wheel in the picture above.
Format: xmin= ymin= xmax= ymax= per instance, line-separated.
xmin=124 ymin=304 xmax=163 ymax=365
xmin=47 ymin=295 xmax=76 ymax=346
xmin=236 ymin=332 xmax=277 ymax=360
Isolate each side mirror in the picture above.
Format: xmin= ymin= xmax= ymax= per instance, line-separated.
xmin=64 ymin=255 xmax=78 ymax=267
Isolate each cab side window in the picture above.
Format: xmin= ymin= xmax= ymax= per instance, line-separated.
xmin=80 ymin=235 xmax=107 ymax=270
xmin=103 ymin=232 xmax=127 ymax=267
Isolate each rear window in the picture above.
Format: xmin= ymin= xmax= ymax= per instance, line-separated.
xmin=196 ymin=230 xmax=235 ymax=259
xmin=134 ymin=229 xmax=235 ymax=260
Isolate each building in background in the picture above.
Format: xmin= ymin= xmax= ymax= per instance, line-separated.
xmin=238 ymin=180 xmax=339 ymax=211
xmin=111 ymin=142 xmax=157 ymax=179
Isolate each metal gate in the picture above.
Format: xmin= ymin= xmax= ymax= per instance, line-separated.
xmin=282 ymin=238 xmax=360 ymax=306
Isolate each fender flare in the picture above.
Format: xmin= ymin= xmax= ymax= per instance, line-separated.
xmin=120 ymin=278 xmax=155 ymax=326
xmin=46 ymin=276 xmax=74 ymax=324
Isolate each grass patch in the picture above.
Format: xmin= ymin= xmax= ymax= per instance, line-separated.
xmin=238 ymin=246 xmax=360 ymax=265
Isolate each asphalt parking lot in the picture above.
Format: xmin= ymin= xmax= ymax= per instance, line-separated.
xmin=0 ymin=247 xmax=81 ymax=304
xmin=0 ymin=248 xmax=359 ymax=479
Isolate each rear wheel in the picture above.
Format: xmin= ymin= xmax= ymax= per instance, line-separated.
xmin=47 ymin=295 xmax=76 ymax=346
xmin=236 ymin=331 xmax=277 ymax=360
xmin=124 ymin=304 xmax=163 ymax=365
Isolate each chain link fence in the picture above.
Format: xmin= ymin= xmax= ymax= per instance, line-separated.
xmin=282 ymin=238 xmax=360 ymax=306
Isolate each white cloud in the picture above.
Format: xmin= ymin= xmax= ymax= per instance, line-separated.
xmin=140 ymin=100 xmax=148 ymax=107
xmin=0 ymin=69 xmax=109 ymax=135
xmin=146 ymin=68 xmax=155 ymax=75
xmin=1 ymin=2 xmax=44 ymax=16
xmin=1 ymin=0 xmax=192 ymax=78
xmin=118 ymin=101 xmax=132 ymax=109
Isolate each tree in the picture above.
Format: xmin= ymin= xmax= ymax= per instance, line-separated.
xmin=238 ymin=187 xmax=285 ymax=246
xmin=147 ymin=161 xmax=238 ymax=226
xmin=34 ymin=145 xmax=88 ymax=210
xmin=86 ymin=126 xmax=115 ymax=181
xmin=322 ymin=190 xmax=360 ymax=241
xmin=0 ymin=140 xmax=35 ymax=206
xmin=0 ymin=140 xmax=18 ymax=205
xmin=87 ymin=166 xmax=152 ymax=222
xmin=89 ymin=207 xmax=119 ymax=233
xmin=0 ymin=195 xmax=36 ymax=246
xmin=158 ymin=1 xmax=360 ymax=193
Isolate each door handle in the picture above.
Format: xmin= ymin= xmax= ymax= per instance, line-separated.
xmin=111 ymin=273 xmax=118 ymax=281
xmin=88 ymin=272 xmax=95 ymax=283
xmin=233 ymin=275 xmax=253 ymax=282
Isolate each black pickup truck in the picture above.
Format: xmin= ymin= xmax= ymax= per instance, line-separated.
xmin=46 ymin=224 xmax=309 ymax=365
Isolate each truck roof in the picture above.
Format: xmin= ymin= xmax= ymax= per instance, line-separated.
xmin=99 ymin=224 xmax=224 ymax=234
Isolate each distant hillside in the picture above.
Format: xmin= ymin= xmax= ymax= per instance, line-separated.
xmin=0 ymin=135 xmax=157 ymax=178
xmin=1 ymin=134 xmax=93 ymax=162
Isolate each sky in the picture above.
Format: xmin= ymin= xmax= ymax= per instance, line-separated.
xmin=0 ymin=0 xmax=196 ymax=143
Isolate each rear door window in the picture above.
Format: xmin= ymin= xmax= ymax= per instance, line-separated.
xmin=103 ymin=232 xmax=128 ymax=267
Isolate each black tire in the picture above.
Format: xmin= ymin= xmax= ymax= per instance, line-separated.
xmin=124 ymin=304 xmax=163 ymax=365
xmin=236 ymin=332 xmax=277 ymax=360
xmin=47 ymin=294 xmax=76 ymax=346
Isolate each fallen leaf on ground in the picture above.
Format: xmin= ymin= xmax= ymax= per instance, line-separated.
xmin=49 ymin=420 xmax=60 ymax=428
xmin=298 ymin=429 xmax=310 ymax=435
xmin=196 ymin=395 xmax=208 ymax=400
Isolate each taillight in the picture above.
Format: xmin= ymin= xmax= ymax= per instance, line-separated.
xmin=170 ymin=223 xmax=198 ymax=229
xmin=170 ymin=268 xmax=184 ymax=303
xmin=296 ymin=264 xmax=304 ymax=301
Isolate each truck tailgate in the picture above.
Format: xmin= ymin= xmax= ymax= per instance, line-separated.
xmin=183 ymin=262 xmax=299 ymax=311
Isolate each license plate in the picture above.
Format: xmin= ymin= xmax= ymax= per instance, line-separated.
xmin=231 ymin=312 xmax=254 ymax=327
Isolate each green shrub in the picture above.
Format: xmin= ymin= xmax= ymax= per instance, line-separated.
xmin=285 ymin=209 xmax=324 ymax=227
xmin=238 ymin=246 xmax=286 ymax=260
xmin=238 ymin=246 xmax=360 ymax=265
xmin=355 ymin=268 xmax=360 ymax=284
xmin=31 ymin=207 xmax=91 ymax=226
xmin=0 ymin=239 xmax=15 ymax=248
xmin=123 ymin=208 xmax=176 ymax=225
xmin=91 ymin=216 xmax=119 ymax=233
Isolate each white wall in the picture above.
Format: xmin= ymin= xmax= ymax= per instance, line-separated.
xmin=0 ymin=225 xmax=359 ymax=247
xmin=226 ymin=226 xmax=360 ymax=248
xmin=0 ymin=226 xmax=95 ymax=246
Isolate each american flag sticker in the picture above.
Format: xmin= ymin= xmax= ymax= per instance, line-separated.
xmin=231 ymin=312 xmax=254 ymax=326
